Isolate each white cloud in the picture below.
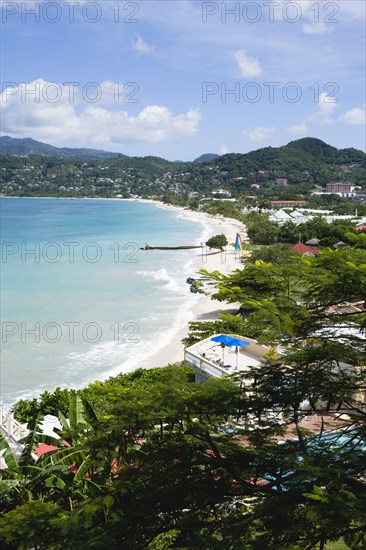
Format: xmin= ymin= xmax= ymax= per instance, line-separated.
xmin=0 ymin=79 xmax=201 ymax=147
xmin=340 ymin=105 xmax=366 ymax=125
xmin=287 ymin=92 xmax=338 ymax=134
xmin=287 ymin=123 xmax=308 ymax=135
xmin=309 ymin=92 xmax=338 ymax=125
xmin=219 ymin=144 xmax=229 ymax=155
xmin=132 ymin=35 xmax=154 ymax=56
xmin=287 ymin=96 xmax=366 ymax=135
xmin=303 ymin=22 xmax=331 ymax=35
xmin=233 ymin=50 xmax=262 ymax=78
xmin=243 ymin=127 xmax=275 ymax=142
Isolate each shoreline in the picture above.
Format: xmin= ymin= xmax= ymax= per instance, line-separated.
xmin=1 ymin=197 xmax=247 ymax=405
xmin=115 ymin=201 xmax=247 ymax=373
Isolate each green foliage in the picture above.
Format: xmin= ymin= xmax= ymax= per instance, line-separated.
xmin=182 ymin=311 xmax=257 ymax=347
xmin=246 ymin=215 xmax=280 ymax=244
xmin=344 ymin=231 xmax=366 ymax=249
xmin=246 ymin=244 xmax=295 ymax=265
xmin=0 ymin=499 xmax=63 ymax=547
xmin=205 ymin=233 xmax=228 ymax=250
xmin=12 ymin=387 xmax=71 ymax=424
xmin=202 ymin=200 xmax=244 ymax=220
xmin=1 ymin=351 xmax=365 ymax=548
xmin=148 ymin=530 xmax=180 ymax=549
xmin=189 ymin=248 xmax=366 ymax=352
xmin=161 ymin=193 xmax=187 ymax=206
xmin=245 ymin=212 xmax=358 ymax=247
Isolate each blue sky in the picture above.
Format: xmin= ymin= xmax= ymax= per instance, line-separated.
xmin=1 ymin=0 xmax=365 ymax=160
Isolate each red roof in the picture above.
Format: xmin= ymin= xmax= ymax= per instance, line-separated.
xmin=356 ymin=225 xmax=366 ymax=232
xmin=34 ymin=443 xmax=59 ymax=458
xmin=292 ymin=243 xmax=319 ymax=256
xmin=34 ymin=440 xmax=70 ymax=458
xmin=35 ymin=441 xmax=79 ymax=474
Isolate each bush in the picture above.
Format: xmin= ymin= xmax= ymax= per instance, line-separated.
xmin=205 ymin=234 xmax=228 ymax=250
xmin=12 ymin=387 xmax=71 ymax=423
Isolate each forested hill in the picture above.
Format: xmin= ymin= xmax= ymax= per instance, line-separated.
xmin=215 ymin=138 xmax=365 ymax=178
xmin=193 ymin=153 xmax=220 ymax=163
xmin=0 ymin=136 xmax=123 ymax=160
xmin=1 ymin=137 xmax=365 ymax=198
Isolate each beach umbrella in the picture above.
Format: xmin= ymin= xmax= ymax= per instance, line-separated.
xmin=211 ymin=334 xmax=250 ymax=347
xmin=210 ymin=334 xmax=250 ymax=366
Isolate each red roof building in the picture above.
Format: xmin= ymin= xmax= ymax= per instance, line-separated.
xmin=292 ymin=243 xmax=319 ymax=256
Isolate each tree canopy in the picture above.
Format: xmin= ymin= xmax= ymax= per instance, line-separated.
xmin=205 ymin=234 xmax=229 ymax=251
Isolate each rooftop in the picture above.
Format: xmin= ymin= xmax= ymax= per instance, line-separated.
xmin=184 ymin=334 xmax=270 ymax=379
xmin=292 ymin=242 xmax=319 ymax=256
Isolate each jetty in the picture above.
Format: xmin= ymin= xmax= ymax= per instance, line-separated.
xmin=141 ymin=244 xmax=202 ymax=251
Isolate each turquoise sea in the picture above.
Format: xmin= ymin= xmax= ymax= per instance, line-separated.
xmin=0 ymin=198 xmax=206 ymax=405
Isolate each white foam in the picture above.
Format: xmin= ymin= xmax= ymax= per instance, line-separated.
xmin=104 ymin=296 xmax=199 ymax=378
xmin=137 ymin=267 xmax=188 ymax=296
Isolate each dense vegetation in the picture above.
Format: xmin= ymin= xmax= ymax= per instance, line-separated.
xmin=1 ymin=137 xmax=365 ymax=199
xmin=244 ymin=214 xmax=366 ymax=247
xmin=1 ymin=247 xmax=365 ymax=549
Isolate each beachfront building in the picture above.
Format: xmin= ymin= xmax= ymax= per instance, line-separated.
xmin=184 ymin=334 xmax=270 ymax=382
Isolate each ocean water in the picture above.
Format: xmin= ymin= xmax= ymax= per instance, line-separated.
xmin=0 ymin=198 xmax=207 ymax=405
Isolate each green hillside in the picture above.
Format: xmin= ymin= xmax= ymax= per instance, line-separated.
xmin=0 ymin=136 xmax=123 ymax=160
xmin=1 ymin=137 xmax=365 ymax=198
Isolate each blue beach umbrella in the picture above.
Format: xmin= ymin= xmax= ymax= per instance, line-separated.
xmin=210 ymin=334 xmax=250 ymax=366
xmin=211 ymin=334 xmax=250 ymax=347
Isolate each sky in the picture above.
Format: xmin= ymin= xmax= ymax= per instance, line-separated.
xmin=0 ymin=0 xmax=365 ymax=160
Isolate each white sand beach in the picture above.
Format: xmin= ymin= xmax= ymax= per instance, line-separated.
xmin=133 ymin=202 xmax=247 ymax=371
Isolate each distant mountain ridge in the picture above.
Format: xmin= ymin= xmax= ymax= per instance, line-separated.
xmin=1 ymin=137 xmax=365 ymax=199
xmin=0 ymin=136 xmax=123 ymax=160
xmin=1 ymin=136 xmax=364 ymax=171
xmin=1 ymin=137 xmax=224 ymax=163
xmin=193 ymin=153 xmax=220 ymax=163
